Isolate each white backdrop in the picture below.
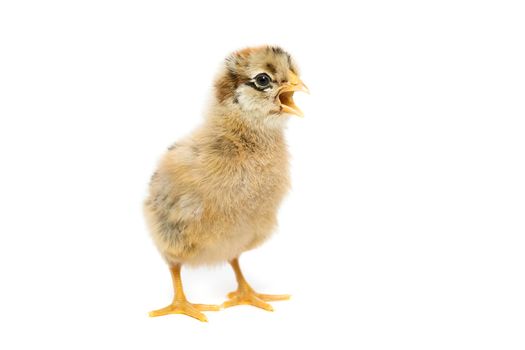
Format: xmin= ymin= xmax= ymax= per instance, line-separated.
xmin=1 ymin=1 xmax=524 ymax=349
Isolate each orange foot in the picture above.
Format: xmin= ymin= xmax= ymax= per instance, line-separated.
xmin=222 ymin=285 xmax=290 ymax=311
xmin=149 ymin=301 xmax=220 ymax=322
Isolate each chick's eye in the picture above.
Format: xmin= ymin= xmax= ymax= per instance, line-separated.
xmin=255 ymin=73 xmax=271 ymax=88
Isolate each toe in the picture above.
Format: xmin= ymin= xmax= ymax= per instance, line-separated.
xmin=193 ymin=303 xmax=221 ymax=312
xmin=222 ymin=293 xmax=274 ymax=312
xmin=149 ymin=305 xmax=172 ymax=317
xmin=257 ymin=293 xmax=291 ymax=301
xmin=249 ymin=297 xmax=274 ymax=311
xmin=148 ymin=302 xmax=210 ymax=322
xmin=184 ymin=307 xmax=208 ymax=322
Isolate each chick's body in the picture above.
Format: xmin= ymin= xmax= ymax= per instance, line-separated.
xmin=144 ymin=114 xmax=289 ymax=265
xmin=144 ymin=46 xmax=307 ymax=321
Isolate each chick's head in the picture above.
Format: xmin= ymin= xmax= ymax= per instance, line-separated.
xmin=214 ymin=46 xmax=308 ymax=120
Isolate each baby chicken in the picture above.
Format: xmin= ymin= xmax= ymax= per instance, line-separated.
xmin=144 ymin=45 xmax=307 ymax=321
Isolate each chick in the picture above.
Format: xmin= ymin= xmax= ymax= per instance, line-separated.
xmin=144 ymin=45 xmax=308 ymax=321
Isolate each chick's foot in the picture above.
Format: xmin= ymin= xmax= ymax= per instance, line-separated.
xmin=222 ymin=285 xmax=290 ymax=311
xmin=149 ymin=301 xmax=220 ymax=322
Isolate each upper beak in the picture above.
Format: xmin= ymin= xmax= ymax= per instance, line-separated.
xmin=278 ymin=71 xmax=309 ymax=117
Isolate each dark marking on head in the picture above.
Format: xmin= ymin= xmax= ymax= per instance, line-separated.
xmin=228 ymin=69 xmax=238 ymax=80
xmin=271 ymin=46 xmax=286 ymax=55
xmin=167 ymin=142 xmax=178 ymax=151
xmin=287 ymin=55 xmax=294 ymax=71
xmin=266 ymin=63 xmax=277 ymax=74
xmin=269 ymin=46 xmax=296 ymax=74
xmin=215 ymin=70 xmax=241 ymax=103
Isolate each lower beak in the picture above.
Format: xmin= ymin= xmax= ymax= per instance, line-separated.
xmin=278 ymin=72 xmax=309 ymax=117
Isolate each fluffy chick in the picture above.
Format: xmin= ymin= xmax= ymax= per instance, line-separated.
xmin=144 ymin=45 xmax=307 ymax=321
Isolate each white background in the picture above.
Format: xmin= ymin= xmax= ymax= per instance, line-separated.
xmin=1 ymin=0 xmax=524 ymax=349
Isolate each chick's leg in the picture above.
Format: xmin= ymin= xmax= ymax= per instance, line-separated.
xmin=222 ymin=257 xmax=290 ymax=311
xmin=149 ymin=264 xmax=219 ymax=322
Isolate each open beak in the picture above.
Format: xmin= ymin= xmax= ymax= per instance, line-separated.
xmin=278 ymin=71 xmax=309 ymax=117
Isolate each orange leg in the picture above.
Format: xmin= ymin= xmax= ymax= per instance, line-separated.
xmin=222 ymin=257 xmax=290 ymax=311
xmin=149 ymin=264 xmax=219 ymax=322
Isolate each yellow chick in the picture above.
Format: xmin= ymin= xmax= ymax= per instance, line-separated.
xmin=144 ymin=45 xmax=307 ymax=321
